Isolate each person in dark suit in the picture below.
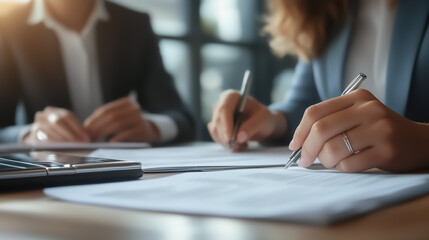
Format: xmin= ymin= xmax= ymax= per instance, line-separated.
xmin=0 ymin=0 xmax=194 ymax=144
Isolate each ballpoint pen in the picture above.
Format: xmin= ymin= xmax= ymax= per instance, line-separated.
xmin=284 ymin=73 xmax=367 ymax=169
xmin=228 ymin=70 xmax=252 ymax=148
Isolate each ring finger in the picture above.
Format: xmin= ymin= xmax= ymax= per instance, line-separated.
xmin=317 ymin=125 xmax=376 ymax=169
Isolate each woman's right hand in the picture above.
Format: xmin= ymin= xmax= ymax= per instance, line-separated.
xmin=208 ymin=90 xmax=288 ymax=151
xmin=23 ymin=107 xmax=90 ymax=144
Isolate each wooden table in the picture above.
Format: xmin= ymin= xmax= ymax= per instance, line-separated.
xmin=1 ymin=173 xmax=429 ymax=240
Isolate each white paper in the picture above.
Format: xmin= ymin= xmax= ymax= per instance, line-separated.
xmin=0 ymin=142 xmax=150 ymax=154
xmin=44 ymin=168 xmax=429 ymax=224
xmin=89 ymin=142 xmax=293 ymax=172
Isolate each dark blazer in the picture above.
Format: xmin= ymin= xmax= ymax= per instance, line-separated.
xmin=270 ymin=0 xmax=429 ymax=142
xmin=0 ymin=1 xmax=194 ymax=143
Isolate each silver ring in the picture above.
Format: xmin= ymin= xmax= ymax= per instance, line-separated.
xmin=342 ymin=133 xmax=354 ymax=155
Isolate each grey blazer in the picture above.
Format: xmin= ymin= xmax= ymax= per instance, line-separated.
xmin=0 ymin=1 xmax=194 ymax=143
xmin=270 ymin=0 xmax=429 ymax=143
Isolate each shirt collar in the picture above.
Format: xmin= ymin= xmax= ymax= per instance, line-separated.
xmin=28 ymin=0 xmax=110 ymax=35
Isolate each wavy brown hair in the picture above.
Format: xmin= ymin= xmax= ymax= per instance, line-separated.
xmin=264 ymin=0 xmax=349 ymax=61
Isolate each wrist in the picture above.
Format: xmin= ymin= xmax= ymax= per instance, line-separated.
xmin=146 ymin=119 xmax=161 ymax=143
xmin=266 ymin=110 xmax=288 ymax=141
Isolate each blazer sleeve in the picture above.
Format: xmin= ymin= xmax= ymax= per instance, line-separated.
xmin=0 ymin=30 xmax=23 ymax=143
xmin=269 ymin=60 xmax=321 ymax=143
xmin=135 ymin=15 xmax=195 ymax=143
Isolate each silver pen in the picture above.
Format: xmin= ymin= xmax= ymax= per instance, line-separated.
xmin=228 ymin=70 xmax=252 ymax=148
xmin=284 ymin=73 xmax=367 ymax=169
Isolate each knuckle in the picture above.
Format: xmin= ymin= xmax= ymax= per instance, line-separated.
xmin=376 ymin=119 xmax=395 ymax=139
xmin=354 ymin=89 xmax=374 ymax=100
xmin=364 ymin=100 xmax=388 ymax=118
xmin=62 ymin=111 xmax=73 ymax=118
xmin=131 ymin=107 xmax=141 ymax=115
xmin=104 ymin=108 xmax=114 ymax=117
xmin=120 ymin=97 xmax=130 ymax=103
xmin=102 ymin=109 xmax=115 ymax=120
xmin=220 ymin=90 xmax=240 ymax=102
xmin=93 ymin=108 xmax=103 ymax=116
xmin=35 ymin=112 xmax=43 ymax=121
xmin=311 ymin=120 xmax=327 ymax=136
xmin=55 ymin=117 xmax=66 ymax=125
xmin=220 ymin=89 xmax=237 ymax=97
xmin=304 ymin=105 xmax=319 ymax=123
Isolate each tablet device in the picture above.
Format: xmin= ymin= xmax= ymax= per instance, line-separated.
xmin=0 ymin=152 xmax=143 ymax=191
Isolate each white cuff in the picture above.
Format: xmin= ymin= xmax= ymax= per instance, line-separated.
xmin=143 ymin=113 xmax=178 ymax=143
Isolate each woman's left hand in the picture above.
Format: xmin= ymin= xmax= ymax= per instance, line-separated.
xmin=289 ymin=89 xmax=429 ymax=172
xmin=84 ymin=97 xmax=161 ymax=143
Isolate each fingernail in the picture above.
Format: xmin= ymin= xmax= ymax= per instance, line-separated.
xmin=298 ymin=157 xmax=306 ymax=167
xmin=289 ymin=139 xmax=297 ymax=150
xmin=237 ymin=132 xmax=248 ymax=143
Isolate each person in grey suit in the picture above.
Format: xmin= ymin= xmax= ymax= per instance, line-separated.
xmin=0 ymin=0 xmax=194 ymax=144
xmin=209 ymin=0 xmax=429 ymax=172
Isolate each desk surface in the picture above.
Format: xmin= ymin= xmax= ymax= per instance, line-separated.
xmin=1 ymin=174 xmax=429 ymax=240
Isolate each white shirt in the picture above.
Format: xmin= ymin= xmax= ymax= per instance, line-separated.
xmin=344 ymin=0 xmax=397 ymax=103
xmin=26 ymin=0 xmax=178 ymax=142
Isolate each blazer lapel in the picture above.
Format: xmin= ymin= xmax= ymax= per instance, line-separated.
xmin=385 ymin=0 xmax=429 ymax=115
xmin=325 ymin=21 xmax=353 ymax=99
xmin=316 ymin=0 xmax=358 ymax=100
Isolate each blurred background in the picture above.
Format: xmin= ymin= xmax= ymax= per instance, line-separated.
xmin=0 ymin=0 xmax=297 ymax=141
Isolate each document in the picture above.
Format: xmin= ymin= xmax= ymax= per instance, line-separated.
xmin=44 ymin=168 xmax=429 ymax=224
xmin=0 ymin=142 xmax=150 ymax=154
xmin=89 ymin=142 xmax=292 ymax=172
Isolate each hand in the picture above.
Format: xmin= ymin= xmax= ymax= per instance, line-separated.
xmin=208 ymin=90 xmax=287 ymax=151
xmin=84 ymin=97 xmax=161 ymax=143
xmin=23 ymin=107 xmax=90 ymax=144
xmin=289 ymin=89 xmax=429 ymax=172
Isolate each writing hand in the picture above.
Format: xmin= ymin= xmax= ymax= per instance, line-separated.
xmin=289 ymin=89 xmax=429 ymax=172
xmin=208 ymin=90 xmax=287 ymax=152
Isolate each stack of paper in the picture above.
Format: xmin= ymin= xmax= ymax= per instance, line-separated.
xmin=89 ymin=142 xmax=293 ymax=172
xmin=44 ymin=167 xmax=429 ymax=224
